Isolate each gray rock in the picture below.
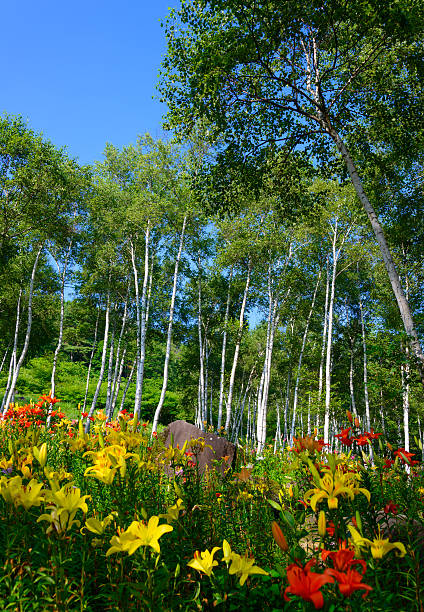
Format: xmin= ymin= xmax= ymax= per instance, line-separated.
xmin=162 ymin=420 xmax=236 ymax=476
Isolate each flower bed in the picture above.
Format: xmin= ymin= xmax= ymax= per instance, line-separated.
xmin=0 ymin=398 xmax=423 ymax=610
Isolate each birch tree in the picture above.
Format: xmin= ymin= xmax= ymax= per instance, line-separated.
xmin=160 ymin=0 xmax=424 ymax=381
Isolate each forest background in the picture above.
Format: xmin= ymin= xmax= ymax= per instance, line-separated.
xmin=1 ymin=0 xmax=424 ymax=457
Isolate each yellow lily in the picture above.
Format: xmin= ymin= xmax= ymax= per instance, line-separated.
xmin=228 ymin=552 xmax=268 ymax=586
xmin=159 ymin=498 xmax=185 ymax=524
xmin=0 ymin=475 xmax=45 ymax=510
xmin=187 ymin=546 xmax=221 ymax=577
xmin=304 ymin=470 xmax=354 ymax=511
xmin=32 ymin=443 xmax=47 ymax=467
xmin=82 ymin=512 xmax=117 ymax=535
xmin=106 ymin=516 xmax=173 ymax=556
xmin=348 ymin=526 xmax=406 ymax=559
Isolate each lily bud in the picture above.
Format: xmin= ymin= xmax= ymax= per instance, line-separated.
xmin=346 ymin=410 xmax=353 ymax=423
xmin=355 ymin=510 xmax=363 ymax=534
xmin=33 ymin=442 xmax=47 ymax=467
xmin=354 ymin=417 xmax=360 ymax=428
xmin=271 ymin=521 xmax=289 ymax=551
xmin=318 ymin=510 xmax=326 ymax=537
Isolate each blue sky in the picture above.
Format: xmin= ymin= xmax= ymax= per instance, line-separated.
xmin=1 ymin=0 xmax=179 ymax=165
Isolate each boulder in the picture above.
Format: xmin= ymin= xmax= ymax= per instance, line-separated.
xmin=162 ymin=420 xmax=236 ymax=475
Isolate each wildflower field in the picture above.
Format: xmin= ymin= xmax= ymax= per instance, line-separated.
xmin=0 ymin=398 xmax=423 ymax=611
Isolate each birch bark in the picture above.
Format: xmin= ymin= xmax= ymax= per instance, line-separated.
xmin=225 ymin=258 xmax=252 ymax=432
xmin=2 ymin=245 xmax=43 ymax=415
xmin=152 ymin=215 xmax=187 ymax=433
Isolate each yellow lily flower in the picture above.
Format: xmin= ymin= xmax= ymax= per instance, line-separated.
xmin=304 ymin=470 xmax=354 ymax=511
xmin=32 ymin=443 xmax=47 ymax=467
xmin=84 ymin=464 xmax=118 ymax=485
xmin=348 ymin=526 xmax=406 ymax=559
xmin=106 ymin=516 xmax=173 ymax=556
xmin=159 ymin=498 xmax=185 ymax=524
xmin=37 ymin=507 xmax=81 ymax=534
xmin=82 ymin=512 xmax=117 ymax=535
xmin=228 ymin=552 xmax=268 ymax=586
xmin=0 ymin=475 xmax=45 ymax=510
xmin=187 ymin=546 xmax=221 ymax=577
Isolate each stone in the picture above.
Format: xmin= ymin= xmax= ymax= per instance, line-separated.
xmin=162 ymin=420 xmax=237 ymax=476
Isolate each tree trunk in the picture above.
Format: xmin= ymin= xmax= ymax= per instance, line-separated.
xmin=2 ymin=245 xmax=43 ymax=415
xmin=82 ymin=304 xmax=101 ymax=412
xmin=290 ymin=270 xmax=321 ymax=443
xmin=133 ymin=221 xmax=151 ymax=418
xmin=217 ymin=267 xmax=233 ymax=431
xmin=50 ymin=242 xmax=72 ymax=399
xmin=119 ymin=357 xmax=136 ymax=412
xmin=1 ymin=291 xmax=22 ymax=413
xmin=359 ymin=297 xmax=371 ymax=431
xmin=85 ymin=291 xmax=111 ymax=432
xmin=152 ymin=215 xmax=187 ymax=433
xmin=329 ymin=127 xmax=424 ymax=381
xmin=225 ymin=258 xmax=252 ymax=432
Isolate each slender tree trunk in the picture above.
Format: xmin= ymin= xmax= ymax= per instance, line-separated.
xmin=2 ymin=245 xmax=43 ymax=415
xmin=359 ymin=297 xmax=371 ymax=431
xmin=349 ymin=338 xmax=358 ymax=417
xmin=0 ymin=346 xmax=10 ymax=375
xmin=217 ymin=267 xmax=233 ymax=431
xmin=290 ymin=270 xmax=321 ymax=443
xmin=197 ymin=256 xmax=206 ymax=429
xmin=152 ymin=216 xmax=187 ymax=433
xmin=318 ymin=257 xmax=329 ymax=404
xmin=133 ymin=222 xmax=151 ymax=418
xmin=104 ymin=323 xmax=116 ymax=417
xmin=256 ymin=293 xmax=279 ymax=456
xmin=225 ymin=258 xmax=252 ymax=432
xmin=1 ymin=291 xmax=22 ymax=413
xmin=324 ymin=228 xmax=339 ymax=444
xmin=50 ymin=242 xmax=72 ymax=398
xmin=110 ymin=347 xmax=127 ymax=417
xmin=329 ymin=127 xmax=424 ymax=381
xmin=85 ymin=291 xmax=111 ymax=432
xmin=401 ymin=348 xmax=410 ymax=453
xmin=108 ymin=291 xmax=129 ymax=419
xmin=119 ymin=357 xmax=136 ymax=412
xmin=82 ymin=305 xmax=101 ymax=412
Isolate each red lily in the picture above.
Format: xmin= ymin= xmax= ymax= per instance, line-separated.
xmin=284 ymin=559 xmax=334 ymax=609
xmin=335 ymin=427 xmax=354 ymax=446
xmin=322 ymin=543 xmax=366 ymax=573
xmin=394 ymin=448 xmax=419 ymax=465
xmin=326 ymin=568 xmax=373 ymax=598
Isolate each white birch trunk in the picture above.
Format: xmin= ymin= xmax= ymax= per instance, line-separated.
xmin=290 ymin=270 xmax=321 ymax=442
xmin=133 ymin=221 xmax=151 ymax=418
xmin=225 ymin=259 xmax=252 ymax=432
xmin=50 ymin=242 xmax=72 ymax=399
xmin=82 ymin=305 xmax=100 ymax=412
xmin=85 ymin=291 xmax=111 ymax=432
xmin=119 ymin=357 xmax=136 ymax=412
xmin=2 ymin=245 xmax=43 ymax=415
xmin=359 ymin=297 xmax=371 ymax=431
xmin=217 ymin=267 xmax=233 ymax=431
xmin=108 ymin=291 xmax=129 ymax=418
xmin=152 ymin=215 xmax=186 ymax=433
xmin=104 ymin=324 xmax=115 ymax=417
xmin=1 ymin=291 xmax=22 ymax=412
xmin=329 ymin=127 xmax=424 ymax=379
xmin=324 ymin=226 xmax=339 ymax=444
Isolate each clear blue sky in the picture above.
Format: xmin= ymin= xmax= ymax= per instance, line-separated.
xmin=1 ymin=0 xmax=179 ymax=165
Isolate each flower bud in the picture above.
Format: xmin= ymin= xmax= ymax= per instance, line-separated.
xmin=346 ymin=410 xmax=353 ymax=423
xmin=318 ymin=510 xmax=326 ymax=537
xmin=271 ymin=521 xmax=289 ymax=551
xmin=354 ymin=417 xmax=360 ymax=428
